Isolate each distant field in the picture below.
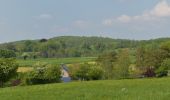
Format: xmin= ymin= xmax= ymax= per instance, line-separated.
xmin=17 ymin=57 xmax=96 ymax=67
xmin=1 ymin=77 xmax=170 ymax=100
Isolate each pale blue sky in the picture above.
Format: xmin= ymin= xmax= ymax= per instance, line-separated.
xmin=0 ymin=0 xmax=170 ymax=42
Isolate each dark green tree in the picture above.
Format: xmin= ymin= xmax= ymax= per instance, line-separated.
xmin=0 ymin=49 xmax=16 ymax=58
xmin=156 ymin=59 xmax=170 ymax=77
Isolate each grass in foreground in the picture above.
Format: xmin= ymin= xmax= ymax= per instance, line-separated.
xmin=17 ymin=57 xmax=96 ymax=67
xmin=1 ymin=77 xmax=170 ymax=100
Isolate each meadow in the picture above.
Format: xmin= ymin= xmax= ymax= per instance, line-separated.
xmin=17 ymin=57 xmax=96 ymax=67
xmin=0 ymin=77 xmax=170 ymax=100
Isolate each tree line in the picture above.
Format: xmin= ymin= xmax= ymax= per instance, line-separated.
xmin=0 ymin=36 xmax=142 ymax=58
xmin=95 ymin=41 xmax=170 ymax=79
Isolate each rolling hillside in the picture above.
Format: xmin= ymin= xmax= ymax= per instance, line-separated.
xmin=0 ymin=36 xmax=170 ymax=58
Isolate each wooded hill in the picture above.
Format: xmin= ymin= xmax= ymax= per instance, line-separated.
xmin=0 ymin=36 xmax=169 ymax=58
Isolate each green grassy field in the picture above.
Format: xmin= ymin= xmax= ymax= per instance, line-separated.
xmin=1 ymin=77 xmax=170 ymax=100
xmin=17 ymin=57 xmax=96 ymax=67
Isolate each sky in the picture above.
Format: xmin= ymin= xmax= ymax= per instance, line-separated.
xmin=1 ymin=0 xmax=170 ymax=43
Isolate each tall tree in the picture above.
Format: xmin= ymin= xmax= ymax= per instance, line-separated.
xmin=114 ymin=49 xmax=131 ymax=79
xmin=96 ymin=51 xmax=117 ymax=79
xmin=136 ymin=46 xmax=145 ymax=69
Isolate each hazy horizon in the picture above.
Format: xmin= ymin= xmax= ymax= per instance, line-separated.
xmin=1 ymin=0 xmax=170 ymax=43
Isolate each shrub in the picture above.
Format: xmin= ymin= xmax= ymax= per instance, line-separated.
xmin=68 ymin=64 xmax=81 ymax=80
xmin=0 ymin=59 xmax=18 ymax=87
xmin=75 ymin=63 xmax=91 ymax=81
xmin=44 ymin=65 xmax=61 ymax=82
xmin=156 ymin=66 xmax=168 ymax=77
xmin=25 ymin=62 xmax=61 ymax=85
xmin=156 ymin=59 xmax=170 ymax=77
xmin=0 ymin=49 xmax=16 ymax=58
xmin=75 ymin=63 xmax=104 ymax=81
xmin=21 ymin=53 xmax=30 ymax=60
xmin=88 ymin=66 xmax=103 ymax=80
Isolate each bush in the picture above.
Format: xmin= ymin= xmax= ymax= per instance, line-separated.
xmin=0 ymin=49 xmax=16 ymax=58
xmin=68 ymin=64 xmax=81 ymax=80
xmin=88 ymin=66 xmax=103 ymax=80
xmin=44 ymin=65 xmax=61 ymax=82
xmin=156 ymin=59 xmax=170 ymax=77
xmin=0 ymin=59 xmax=18 ymax=87
xmin=156 ymin=66 xmax=168 ymax=77
xmin=75 ymin=63 xmax=91 ymax=81
xmin=21 ymin=53 xmax=30 ymax=60
xmin=89 ymin=66 xmax=104 ymax=80
xmin=75 ymin=63 xmax=104 ymax=81
xmin=25 ymin=62 xmax=61 ymax=85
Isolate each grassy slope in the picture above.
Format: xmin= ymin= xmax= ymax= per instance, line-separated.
xmin=17 ymin=57 xmax=96 ymax=67
xmin=1 ymin=78 xmax=170 ymax=100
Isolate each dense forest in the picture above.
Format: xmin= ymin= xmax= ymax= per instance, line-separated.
xmin=0 ymin=36 xmax=170 ymax=58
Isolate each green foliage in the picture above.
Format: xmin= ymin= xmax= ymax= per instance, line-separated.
xmin=44 ymin=65 xmax=61 ymax=81
xmin=96 ymin=51 xmax=117 ymax=79
xmin=74 ymin=63 xmax=103 ymax=81
xmin=1 ymin=36 xmax=170 ymax=59
xmin=22 ymin=40 xmax=39 ymax=52
xmin=75 ymin=63 xmax=91 ymax=81
xmin=1 ymin=36 xmax=170 ymax=80
xmin=161 ymin=59 xmax=170 ymax=70
xmin=136 ymin=46 xmax=145 ymax=69
xmin=39 ymin=41 xmax=61 ymax=58
xmin=114 ymin=49 xmax=131 ymax=79
xmin=160 ymin=41 xmax=170 ymax=52
xmin=160 ymin=41 xmax=170 ymax=58
xmin=144 ymin=47 xmax=165 ymax=69
xmin=88 ymin=66 xmax=103 ymax=80
xmin=68 ymin=64 xmax=81 ymax=80
xmin=25 ymin=62 xmax=61 ymax=85
xmin=156 ymin=66 xmax=168 ymax=77
xmin=0 ymin=49 xmax=16 ymax=58
xmin=39 ymin=39 xmax=48 ymax=43
xmin=0 ymin=59 xmax=18 ymax=86
xmin=135 ymin=44 xmax=168 ymax=77
xmin=156 ymin=59 xmax=170 ymax=77
xmin=21 ymin=52 xmax=30 ymax=60
xmin=0 ymin=36 xmax=141 ymax=58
